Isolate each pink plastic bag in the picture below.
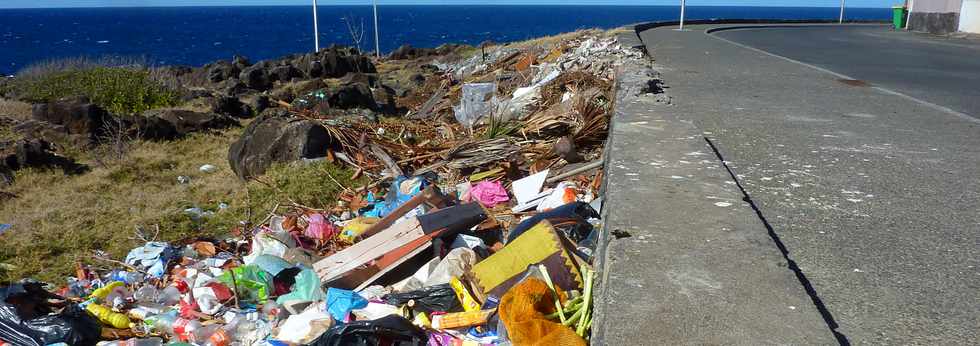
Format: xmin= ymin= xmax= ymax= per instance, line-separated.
xmin=468 ymin=180 xmax=510 ymax=207
xmin=305 ymin=214 xmax=339 ymax=240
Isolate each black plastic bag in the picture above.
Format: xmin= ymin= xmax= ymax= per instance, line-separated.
xmin=382 ymin=283 xmax=462 ymax=314
xmin=2 ymin=297 xmax=101 ymax=346
xmin=309 ymin=315 xmax=427 ymax=346
xmin=1 ymin=302 xmax=44 ymax=346
xmin=25 ymin=304 xmax=102 ymax=346
xmin=507 ymin=202 xmax=599 ymax=244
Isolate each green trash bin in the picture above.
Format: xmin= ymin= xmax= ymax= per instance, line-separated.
xmin=892 ymin=6 xmax=907 ymax=29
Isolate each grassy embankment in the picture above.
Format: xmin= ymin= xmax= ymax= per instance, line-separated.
xmin=0 ymin=59 xmax=362 ymax=283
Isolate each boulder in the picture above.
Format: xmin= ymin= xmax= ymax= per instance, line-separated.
xmin=330 ymin=82 xmax=378 ymax=110
xmin=270 ymin=65 xmax=301 ymax=82
xmin=389 ymin=44 xmax=440 ymax=60
xmin=373 ymin=85 xmax=398 ymax=115
xmin=141 ymin=109 xmax=238 ymax=138
xmin=232 ymin=55 xmax=251 ymax=70
xmin=31 ymin=96 xmax=111 ymax=143
xmin=179 ymin=95 xmax=250 ymax=118
xmin=1 ymin=138 xmax=88 ymax=184
xmin=340 ymin=72 xmax=378 ymax=88
xmin=212 ymin=96 xmax=252 ymax=118
xmin=293 ymin=82 xmax=378 ymax=113
xmin=206 ymin=60 xmax=240 ymax=83
xmin=217 ymin=78 xmax=248 ymax=96
xmin=122 ymin=114 xmax=179 ymax=141
xmin=269 ymin=79 xmax=323 ymax=103
xmin=292 ymin=46 xmax=376 ymax=79
xmin=239 ymin=94 xmax=270 ymax=117
xmin=239 ymin=63 xmax=272 ymax=90
xmin=227 ymin=111 xmax=337 ymax=179
xmin=389 ymin=43 xmax=468 ymax=60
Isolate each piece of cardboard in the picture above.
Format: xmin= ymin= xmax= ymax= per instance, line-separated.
xmin=511 ymin=170 xmax=549 ymax=205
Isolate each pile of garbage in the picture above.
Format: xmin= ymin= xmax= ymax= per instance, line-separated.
xmin=1 ymin=32 xmax=642 ymax=346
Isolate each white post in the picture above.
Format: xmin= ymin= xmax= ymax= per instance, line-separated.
xmin=905 ymin=0 xmax=914 ymax=30
xmin=679 ymin=0 xmax=686 ymax=30
xmin=373 ymin=0 xmax=380 ymax=58
xmin=312 ymin=0 xmax=320 ymax=52
xmin=839 ymin=0 xmax=846 ymax=23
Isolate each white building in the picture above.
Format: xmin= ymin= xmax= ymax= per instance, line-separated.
xmin=908 ymin=0 xmax=980 ymax=34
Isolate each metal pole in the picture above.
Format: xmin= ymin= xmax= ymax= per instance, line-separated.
xmin=905 ymin=0 xmax=914 ymax=30
xmin=312 ymin=0 xmax=320 ymax=52
xmin=679 ymin=0 xmax=686 ymax=30
xmin=839 ymin=0 xmax=845 ymax=23
xmin=373 ymin=0 xmax=380 ymax=58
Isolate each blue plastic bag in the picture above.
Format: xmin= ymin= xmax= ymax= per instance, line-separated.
xmin=325 ymin=288 xmax=367 ymax=323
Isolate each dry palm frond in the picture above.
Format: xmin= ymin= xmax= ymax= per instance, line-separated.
xmin=444 ymin=137 xmax=520 ymax=169
xmin=571 ymin=88 xmax=610 ymax=146
xmin=523 ymin=102 xmax=576 ymax=138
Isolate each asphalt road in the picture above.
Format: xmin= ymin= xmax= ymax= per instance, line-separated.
xmin=639 ymin=24 xmax=979 ymax=344
xmin=714 ymin=25 xmax=980 ymax=118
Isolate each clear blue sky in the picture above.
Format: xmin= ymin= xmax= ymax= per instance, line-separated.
xmin=0 ymin=1 xmax=898 ymax=9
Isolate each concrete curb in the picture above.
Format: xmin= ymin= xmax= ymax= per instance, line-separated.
xmin=591 ymin=30 xmax=662 ymax=345
xmin=633 ymin=18 xmax=888 ymax=34
xmin=590 ymin=22 xmax=845 ymax=345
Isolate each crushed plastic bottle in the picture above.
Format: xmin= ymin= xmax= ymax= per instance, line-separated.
xmin=145 ymin=310 xmax=179 ymax=335
xmin=172 ymin=317 xmax=204 ymax=342
xmin=107 ymin=270 xmax=145 ymax=285
xmin=134 ymin=285 xmax=160 ymax=303
xmin=157 ymin=285 xmax=182 ymax=306
xmin=203 ymin=314 xmax=243 ymax=346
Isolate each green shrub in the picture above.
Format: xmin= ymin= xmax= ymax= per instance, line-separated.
xmin=14 ymin=67 xmax=179 ymax=115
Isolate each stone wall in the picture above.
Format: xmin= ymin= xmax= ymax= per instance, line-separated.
xmin=908 ymin=12 xmax=961 ymax=34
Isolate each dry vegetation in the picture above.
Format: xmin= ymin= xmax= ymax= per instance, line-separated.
xmin=0 ymin=99 xmax=32 ymax=119
xmin=509 ymin=28 xmax=607 ymax=48
xmin=0 ymin=124 xmax=362 ymax=282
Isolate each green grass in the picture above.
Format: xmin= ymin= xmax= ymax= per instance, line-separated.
xmin=13 ymin=67 xmax=180 ymax=115
xmin=0 ymin=125 xmax=364 ymax=283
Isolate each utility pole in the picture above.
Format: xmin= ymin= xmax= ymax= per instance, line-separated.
xmin=312 ymin=0 xmax=320 ymax=52
xmin=839 ymin=0 xmax=846 ymax=23
xmin=373 ymin=0 xmax=380 ymax=58
xmin=905 ymin=0 xmax=914 ymax=30
xmin=679 ymin=0 xmax=686 ymax=30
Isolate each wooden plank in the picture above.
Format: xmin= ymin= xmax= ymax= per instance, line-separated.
xmin=357 ymin=186 xmax=447 ymax=240
xmin=315 ymin=218 xmax=423 ymax=283
xmin=409 ymin=87 xmax=447 ymax=120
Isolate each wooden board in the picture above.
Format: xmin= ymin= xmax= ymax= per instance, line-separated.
xmin=315 ymin=217 xmax=424 ymax=283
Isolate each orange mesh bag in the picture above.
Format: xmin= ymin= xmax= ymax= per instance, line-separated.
xmin=498 ymin=278 xmax=586 ymax=346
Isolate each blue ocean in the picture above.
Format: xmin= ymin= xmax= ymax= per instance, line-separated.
xmin=0 ymin=5 xmax=890 ymax=75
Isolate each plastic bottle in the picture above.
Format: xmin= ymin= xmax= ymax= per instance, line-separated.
xmin=105 ymin=286 xmax=132 ymax=310
xmin=261 ymin=300 xmax=283 ymax=321
xmin=204 ymin=318 xmax=241 ymax=346
xmin=107 ymin=270 xmax=145 ymax=285
xmin=100 ymin=337 xmax=163 ymax=346
xmin=134 ymin=285 xmax=160 ymax=303
xmin=157 ymin=285 xmax=182 ymax=306
xmin=85 ymin=303 xmax=132 ymax=329
xmin=145 ymin=310 xmax=179 ymax=335
xmin=172 ymin=317 xmax=203 ymax=342
xmin=90 ymin=281 xmax=125 ymax=300
xmin=128 ymin=303 xmax=167 ymax=321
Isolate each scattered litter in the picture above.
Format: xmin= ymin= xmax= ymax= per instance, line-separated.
xmin=198 ymin=164 xmax=218 ymax=173
xmin=0 ymin=30 xmax=640 ymax=346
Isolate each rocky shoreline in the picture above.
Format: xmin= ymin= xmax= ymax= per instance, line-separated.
xmin=0 ymin=42 xmax=475 ymax=183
